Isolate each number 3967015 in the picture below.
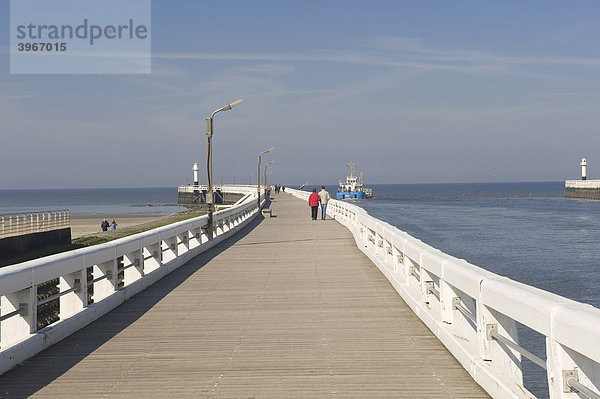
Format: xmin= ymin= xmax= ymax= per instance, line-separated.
xmin=17 ymin=43 xmax=67 ymax=52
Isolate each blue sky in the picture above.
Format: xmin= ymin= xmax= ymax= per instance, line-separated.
xmin=2 ymin=0 xmax=600 ymax=188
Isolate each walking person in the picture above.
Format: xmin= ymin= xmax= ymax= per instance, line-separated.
xmin=110 ymin=219 xmax=118 ymax=230
xmin=101 ymin=219 xmax=109 ymax=232
xmin=308 ymin=188 xmax=320 ymax=220
xmin=318 ymin=186 xmax=330 ymax=220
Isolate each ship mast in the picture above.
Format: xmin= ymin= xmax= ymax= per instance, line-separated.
xmin=348 ymin=162 xmax=355 ymax=179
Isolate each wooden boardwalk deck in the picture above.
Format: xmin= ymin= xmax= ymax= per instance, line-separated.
xmin=0 ymin=194 xmax=489 ymax=398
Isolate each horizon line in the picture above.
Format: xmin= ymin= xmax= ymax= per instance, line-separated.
xmin=0 ymin=180 xmax=570 ymax=191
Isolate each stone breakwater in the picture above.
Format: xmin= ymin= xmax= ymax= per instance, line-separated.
xmin=565 ymin=180 xmax=600 ymax=200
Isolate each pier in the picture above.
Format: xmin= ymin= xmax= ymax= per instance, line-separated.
xmin=565 ymin=180 xmax=600 ymax=200
xmin=0 ymin=193 xmax=488 ymax=398
xmin=1 ymin=186 xmax=599 ymax=398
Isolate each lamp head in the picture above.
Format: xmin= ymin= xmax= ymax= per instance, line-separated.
xmin=229 ymin=99 xmax=244 ymax=109
xmin=220 ymin=98 xmax=243 ymax=112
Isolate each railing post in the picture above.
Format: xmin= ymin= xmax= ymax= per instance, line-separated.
xmin=547 ymin=338 xmax=577 ymax=399
xmin=546 ymin=305 xmax=600 ymax=399
xmin=477 ymin=301 xmax=523 ymax=387
xmin=420 ymin=270 xmax=435 ymax=305
xmin=383 ymin=239 xmax=393 ymax=269
xmin=189 ymin=229 xmax=201 ymax=250
xmin=392 ymin=246 xmax=401 ymax=273
xmin=178 ymin=233 xmax=189 ymax=256
xmin=440 ymin=278 xmax=456 ymax=324
xmin=161 ymin=237 xmax=177 ymax=264
xmin=93 ymin=260 xmax=118 ymax=302
xmin=1 ymin=287 xmax=36 ymax=348
xmin=59 ymin=269 xmax=87 ymax=319
xmin=123 ymin=249 xmax=144 ymax=286
xmin=403 ymin=255 xmax=415 ymax=282
xmin=143 ymin=243 xmax=161 ymax=274
xmin=374 ymin=232 xmax=382 ymax=257
xmin=14 ymin=215 xmax=20 ymax=236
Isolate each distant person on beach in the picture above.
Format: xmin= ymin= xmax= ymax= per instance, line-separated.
xmin=101 ymin=219 xmax=109 ymax=232
xmin=308 ymin=188 xmax=320 ymax=220
xmin=110 ymin=219 xmax=118 ymax=230
xmin=282 ymin=186 xmax=285 ymax=192
xmin=318 ymin=186 xmax=331 ymax=220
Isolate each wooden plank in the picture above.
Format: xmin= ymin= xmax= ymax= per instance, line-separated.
xmin=0 ymin=193 xmax=489 ymax=398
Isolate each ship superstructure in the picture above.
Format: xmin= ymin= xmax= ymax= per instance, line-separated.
xmin=336 ymin=162 xmax=372 ymax=200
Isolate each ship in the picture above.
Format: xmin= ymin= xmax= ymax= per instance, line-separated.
xmin=336 ymin=162 xmax=372 ymax=200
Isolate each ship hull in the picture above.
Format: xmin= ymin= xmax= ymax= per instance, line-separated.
xmin=336 ymin=191 xmax=369 ymax=200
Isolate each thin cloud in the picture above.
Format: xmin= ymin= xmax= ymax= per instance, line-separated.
xmin=153 ymin=39 xmax=600 ymax=74
xmin=152 ymin=50 xmax=511 ymax=75
xmin=532 ymin=92 xmax=600 ymax=99
xmin=368 ymin=35 xmax=600 ymax=67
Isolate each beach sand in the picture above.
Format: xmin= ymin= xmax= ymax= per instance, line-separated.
xmin=70 ymin=215 xmax=166 ymax=238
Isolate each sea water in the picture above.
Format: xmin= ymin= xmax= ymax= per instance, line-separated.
xmin=0 ymin=187 xmax=185 ymax=216
xmin=328 ymin=181 xmax=600 ymax=398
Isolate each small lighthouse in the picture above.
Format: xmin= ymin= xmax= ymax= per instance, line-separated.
xmin=565 ymin=158 xmax=600 ymax=199
xmin=193 ymin=163 xmax=199 ymax=186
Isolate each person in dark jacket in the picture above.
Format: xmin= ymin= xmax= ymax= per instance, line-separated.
xmin=101 ymin=219 xmax=110 ymax=232
xmin=308 ymin=188 xmax=320 ymax=220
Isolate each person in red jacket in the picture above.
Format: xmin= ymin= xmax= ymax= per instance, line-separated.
xmin=308 ymin=188 xmax=320 ymax=220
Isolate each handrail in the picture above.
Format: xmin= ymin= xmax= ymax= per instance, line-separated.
xmin=177 ymin=184 xmax=259 ymax=193
xmin=286 ymin=187 xmax=600 ymax=399
xmin=565 ymin=180 xmax=600 ymax=188
xmin=453 ymin=298 xmax=476 ymax=324
xmin=487 ymin=325 xmax=547 ymax=370
xmin=567 ymin=377 xmax=600 ymax=399
xmin=0 ymin=186 xmax=264 ymax=375
xmin=0 ymin=209 xmax=70 ymax=239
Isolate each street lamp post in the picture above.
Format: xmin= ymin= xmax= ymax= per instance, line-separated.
xmin=204 ymin=99 xmax=243 ymax=234
xmin=257 ymin=147 xmax=274 ymax=209
xmin=264 ymin=160 xmax=275 ymax=201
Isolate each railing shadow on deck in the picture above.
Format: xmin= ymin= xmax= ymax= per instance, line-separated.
xmin=0 ymin=214 xmax=264 ymax=398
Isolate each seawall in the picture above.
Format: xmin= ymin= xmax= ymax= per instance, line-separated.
xmin=565 ymin=180 xmax=600 ymax=200
xmin=0 ymin=228 xmax=71 ymax=259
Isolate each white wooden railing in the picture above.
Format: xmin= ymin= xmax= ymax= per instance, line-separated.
xmin=0 ymin=210 xmax=70 ymax=239
xmin=288 ymin=188 xmax=600 ymax=399
xmin=0 ymin=185 xmax=262 ymax=375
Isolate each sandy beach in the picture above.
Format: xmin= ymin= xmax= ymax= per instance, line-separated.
xmin=70 ymin=215 xmax=166 ymax=238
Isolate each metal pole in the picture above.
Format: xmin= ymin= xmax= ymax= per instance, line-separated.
xmin=256 ymin=148 xmax=274 ymax=210
xmin=202 ymin=99 xmax=243 ymax=234
xmin=257 ymin=155 xmax=261 ymax=209
xmin=205 ymin=117 xmax=214 ymax=232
